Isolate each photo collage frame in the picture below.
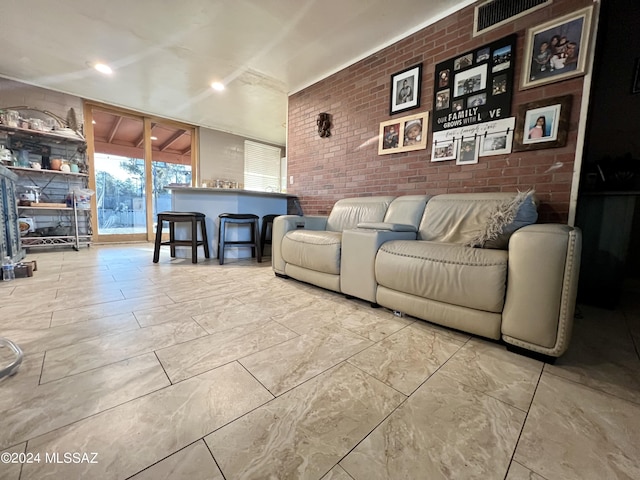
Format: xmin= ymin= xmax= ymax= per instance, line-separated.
xmin=379 ymin=111 xmax=429 ymax=155
xmin=432 ymin=34 xmax=517 ymax=134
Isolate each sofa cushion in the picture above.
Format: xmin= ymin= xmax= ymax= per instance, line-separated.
xmin=326 ymin=196 xmax=395 ymax=232
xmin=383 ymin=195 xmax=431 ymax=227
xmin=281 ymin=230 xmax=342 ymax=275
xmin=375 ymin=240 xmax=509 ymax=312
xmin=417 ymin=192 xmax=536 ymax=248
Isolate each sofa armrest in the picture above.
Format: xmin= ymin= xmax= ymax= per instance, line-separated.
xmin=272 ymin=215 xmax=328 ymax=274
xmin=341 ymin=228 xmax=418 ymax=303
xmin=502 ymin=224 xmax=582 ymax=357
xmin=357 ymin=222 xmax=417 ymax=232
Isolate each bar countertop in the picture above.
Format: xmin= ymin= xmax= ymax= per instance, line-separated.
xmin=168 ymin=186 xmax=296 ymax=199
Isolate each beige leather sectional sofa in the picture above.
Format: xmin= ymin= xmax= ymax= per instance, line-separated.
xmin=272 ymin=192 xmax=581 ymax=359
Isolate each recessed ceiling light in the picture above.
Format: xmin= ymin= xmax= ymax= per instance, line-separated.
xmin=92 ymin=120 xmax=96 ymax=124
xmin=211 ymin=81 xmax=225 ymax=91
xmin=150 ymin=136 xmax=158 ymax=141
xmin=94 ymin=63 xmax=113 ymax=75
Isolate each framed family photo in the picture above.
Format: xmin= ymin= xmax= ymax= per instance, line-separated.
xmin=379 ymin=111 xmax=429 ymax=155
xmin=480 ymin=129 xmax=514 ymax=156
xmin=521 ymin=6 xmax=593 ymax=89
xmin=514 ymin=95 xmax=572 ymax=151
xmin=456 ymin=137 xmax=479 ymax=165
xmin=389 ymin=64 xmax=422 ymax=115
xmin=431 ymin=139 xmax=458 ymax=162
xmin=432 ymin=34 xmax=516 ymax=133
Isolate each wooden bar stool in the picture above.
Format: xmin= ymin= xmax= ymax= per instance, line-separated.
xmin=217 ymin=213 xmax=261 ymax=265
xmin=260 ymin=214 xmax=279 ymax=255
xmin=153 ymin=211 xmax=210 ymax=264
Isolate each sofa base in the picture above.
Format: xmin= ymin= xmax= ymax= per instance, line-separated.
xmin=506 ymin=343 xmax=557 ymax=364
xmin=284 ymin=264 xmax=341 ymax=293
xmin=376 ymin=286 xmax=502 ymax=340
xmin=274 ymin=272 xmax=290 ymax=279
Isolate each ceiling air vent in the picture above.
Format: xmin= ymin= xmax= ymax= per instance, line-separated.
xmin=474 ymin=0 xmax=552 ymax=36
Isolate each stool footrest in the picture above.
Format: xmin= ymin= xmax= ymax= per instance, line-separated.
xmin=160 ymin=240 xmax=206 ymax=247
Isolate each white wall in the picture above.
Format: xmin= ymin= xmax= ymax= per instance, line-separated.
xmin=1 ymin=76 xmax=286 ymax=186
xmin=198 ymin=128 xmax=245 ymax=186
xmin=198 ymin=127 xmax=285 ymax=188
xmin=0 ymin=77 xmax=84 ymax=127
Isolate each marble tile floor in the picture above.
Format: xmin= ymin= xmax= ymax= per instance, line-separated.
xmin=0 ymin=244 xmax=639 ymax=480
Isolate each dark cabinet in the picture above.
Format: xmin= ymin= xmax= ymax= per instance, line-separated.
xmin=575 ymin=192 xmax=639 ymax=308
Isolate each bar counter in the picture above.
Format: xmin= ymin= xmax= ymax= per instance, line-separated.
xmin=168 ymin=186 xmax=296 ymax=260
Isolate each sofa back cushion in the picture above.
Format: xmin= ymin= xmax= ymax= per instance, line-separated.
xmin=326 ymin=196 xmax=396 ymax=232
xmin=418 ymin=191 xmax=537 ymax=248
xmin=383 ymin=195 xmax=432 ymax=228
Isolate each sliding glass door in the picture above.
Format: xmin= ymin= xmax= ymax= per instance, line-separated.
xmin=84 ymin=103 xmax=195 ymax=242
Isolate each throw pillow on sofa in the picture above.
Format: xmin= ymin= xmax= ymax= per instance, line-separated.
xmin=467 ymin=190 xmax=538 ymax=249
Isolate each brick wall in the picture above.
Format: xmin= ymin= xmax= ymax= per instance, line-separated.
xmin=287 ymin=0 xmax=593 ymax=222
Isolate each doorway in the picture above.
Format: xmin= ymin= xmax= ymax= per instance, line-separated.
xmin=84 ymin=103 xmax=196 ymax=243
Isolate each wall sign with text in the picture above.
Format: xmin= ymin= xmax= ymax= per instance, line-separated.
xmin=432 ymin=34 xmax=516 ymax=133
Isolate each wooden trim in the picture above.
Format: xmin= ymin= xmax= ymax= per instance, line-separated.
xmin=83 ymin=101 xmax=99 ymax=241
xmin=192 ymin=127 xmax=199 ymax=187
xmin=83 ymin=100 xmax=198 ymax=242
xmin=143 ymin=117 xmax=154 ymax=242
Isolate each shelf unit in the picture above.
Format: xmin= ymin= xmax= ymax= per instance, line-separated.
xmin=0 ymin=164 xmax=25 ymax=262
xmin=1 ymin=125 xmax=92 ymax=251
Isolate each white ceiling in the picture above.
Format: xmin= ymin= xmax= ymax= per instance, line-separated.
xmin=0 ymin=0 xmax=473 ymax=145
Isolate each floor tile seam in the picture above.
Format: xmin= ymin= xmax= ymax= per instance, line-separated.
xmin=341 ymin=329 xmax=471 ymax=397
xmin=504 ymin=460 xmax=553 ymax=480
xmin=506 ymin=367 xmax=565 ymax=480
xmin=621 ymin=309 xmax=640 ymax=360
xmin=204 ymin=440 xmax=229 ymax=480
xmin=153 ymin=318 xmax=302 ymax=364
xmin=176 ymin=364 xmax=277 ymax=436
xmin=50 ymin=303 xmax=177 ymax=327
xmin=46 ymin=292 xmax=177 ymax=316
xmin=197 ymin=314 xmax=283 ymax=336
xmin=392 ymin=339 xmax=468 ymax=397
xmin=20 ymin=378 xmax=172 ymax=454
xmin=0 ymin=441 xmax=27 ymax=455
xmin=154 ymin=350 xmax=174 ymax=386
xmin=16 ymin=321 xmax=144 ymax=355
xmin=44 ymin=311 xmax=141 ymax=331
xmin=210 ymin=359 xmax=409 ymax=478
xmin=345 ymin=359 xmax=413 ymax=398
xmin=269 ymin=317 xmax=338 ymax=338
xmin=0 ymin=312 xmax=54 ymax=331
xmin=235 ymin=358 xmax=278 ymax=398
xmin=436 ymin=368 xmax=534 ymax=414
xmin=329 ymin=368 xmax=414 ymax=479
xmin=165 ymin=289 xmax=235 ymax=304
xmin=540 ymin=367 xmax=640 ymax=407
xmin=237 ymin=337 xmax=377 ymax=398
xmin=122 ymin=439 xmax=217 ymax=480
xmin=38 ymin=329 xmax=203 ymax=384
xmin=38 ymin=350 xmax=164 ymax=386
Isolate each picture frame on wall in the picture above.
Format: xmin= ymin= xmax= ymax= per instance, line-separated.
xmin=521 ymin=6 xmax=593 ymax=90
xmin=379 ymin=111 xmax=429 ymax=155
xmin=514 ymin=95 xmax=572 ymax=151
xmin=456 ymin=137 xmax=479 ymax=165
xmin=480 ymin=129 xmax=514 ymax=157
xmin=389 ymin=64 xmax=422 ymax=115
xmin=432 ymin=34 xmax=516 ymax=134
xmin=431 ymin=139 xmax=458 ymax=162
